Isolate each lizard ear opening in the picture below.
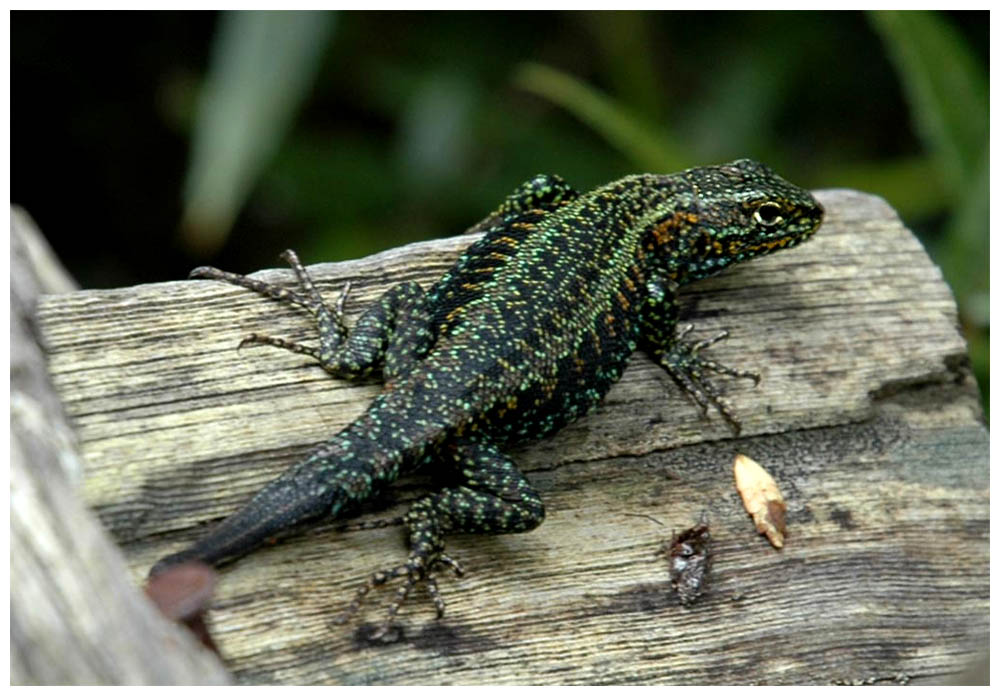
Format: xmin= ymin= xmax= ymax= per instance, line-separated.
xmin=753 ymin=202 xmax=784 ymax=227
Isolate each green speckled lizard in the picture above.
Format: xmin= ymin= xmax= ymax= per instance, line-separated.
xmin=151 ymin=159 xmax=822 ymax=640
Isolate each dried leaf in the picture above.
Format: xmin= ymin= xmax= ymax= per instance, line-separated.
xmin=733 ymin=453 xmax=787 ymax=548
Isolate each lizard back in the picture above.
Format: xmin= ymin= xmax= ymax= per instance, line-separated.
xmin=391 ymin=175 xmax=666 ymax=445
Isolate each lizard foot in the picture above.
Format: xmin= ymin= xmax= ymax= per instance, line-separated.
xmin=335 ymin=553 xmax=465 ymax=643
xmin=660 ymin=324 xmax=760 ymax=434
xmin=191 ymin=249 xmax=352 ymax=361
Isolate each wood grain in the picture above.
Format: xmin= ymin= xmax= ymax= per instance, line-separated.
xmin=11 ymin=208 xmax=231 ymax=685
xmin=34 ymin=190 xmax=988 ymax=684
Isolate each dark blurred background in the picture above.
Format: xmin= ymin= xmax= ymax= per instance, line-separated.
xmin=11 ymin=10 xmax=988 ymax=412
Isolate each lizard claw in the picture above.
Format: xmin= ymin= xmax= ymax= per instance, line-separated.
xmin=335 ymin=552 xmax=465 ymax=643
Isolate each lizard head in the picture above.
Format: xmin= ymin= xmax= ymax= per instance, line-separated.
xmin=648 ymin=159 xmax=823 ymax=285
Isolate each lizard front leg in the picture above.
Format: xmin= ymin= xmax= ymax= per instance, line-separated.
xmin=639 ymin=278 xmax=760 ymax=434
xmin=338 ymin=434 xmax=544 ymax=641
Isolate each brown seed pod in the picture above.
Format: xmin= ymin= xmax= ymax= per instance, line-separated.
xmin=665 ymin=523 xmax=712 ymax=606
xmin=733 ymin=453 xmax=787 ymax=548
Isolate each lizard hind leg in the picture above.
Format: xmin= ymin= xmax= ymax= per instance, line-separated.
xmin=190 ymin=249 xmax=434 ymax=380
xmin=336 ymin=435 xmax=545 ymax=642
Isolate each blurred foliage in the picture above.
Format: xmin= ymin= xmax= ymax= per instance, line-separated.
xmin=181 ymin=11 xmax=334 ymax=255
xmin=512 ymin=62 xmax=684 ymax=172
xmin=11 ymin=10 xmax=987 ymax=414
xmin=868 ymin=11 xmax=988 ymax=417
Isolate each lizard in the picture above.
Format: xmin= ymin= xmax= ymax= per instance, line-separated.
xmin=150 ymin=159 xmax=823 ymax=640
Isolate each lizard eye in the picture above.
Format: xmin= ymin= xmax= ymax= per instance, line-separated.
xmin=754 ymin=202 xmax=784 ymax=227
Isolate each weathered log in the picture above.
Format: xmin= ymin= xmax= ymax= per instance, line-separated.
xmin=30 ymin=190 xmax=987 ymax=684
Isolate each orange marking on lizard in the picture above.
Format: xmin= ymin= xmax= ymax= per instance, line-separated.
xmin=651 ymin=211 xmax=699 ymax=248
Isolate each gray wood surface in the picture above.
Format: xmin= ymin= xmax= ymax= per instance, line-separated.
xmin=11 ymin=208 xmax=231 ymax=685
xmin=34 ymin=189 xmax=988 ymax=685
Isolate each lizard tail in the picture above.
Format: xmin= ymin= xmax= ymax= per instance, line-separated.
xmin=149 ymin=394 xmax=445 ymax=578
xmin=149 ymin=448 xmax=357 ymax=577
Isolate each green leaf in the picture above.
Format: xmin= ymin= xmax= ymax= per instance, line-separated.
xmin=941 ymin=154 xmax=989 ymax=320
xmin=180 ymin=11 xmax=335 ymax=255
xmin=870 ymin=11 xmax=988 ymax=411
xmin=870 ymin=11 xmax=988 ymax=309
xmin=868 ymin=11 xmax=987 ymax=195
xmin=512 ymin=62 xmax=685 ymax=173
